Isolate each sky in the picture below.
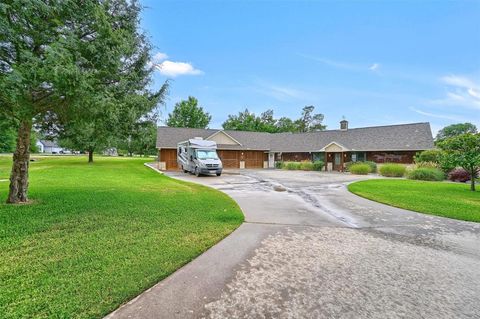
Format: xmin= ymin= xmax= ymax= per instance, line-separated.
xmin=140 ymin=0 xmax=480 ymax=135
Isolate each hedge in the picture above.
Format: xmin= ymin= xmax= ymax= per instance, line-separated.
xmin=407 ymin=168 xmax=444 ymax=181
xmin=349 ymin=163 xmax=371 ymax=175
xmin=379 ymin=164 xmax=406 ymax=177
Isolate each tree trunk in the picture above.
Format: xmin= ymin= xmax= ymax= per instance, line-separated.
xmin=7 ymin=120 xmax=32 ymax=204
xmin=88 ymin=150 xmax=94 ymax=163
xmin=471 ymin=169 xmax=476 ymax=191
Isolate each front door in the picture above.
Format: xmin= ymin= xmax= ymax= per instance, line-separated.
xmin=268 ymin=152 xmax=275 ymax=168
xmin=334 ymin=153 xmax=341 ymax=170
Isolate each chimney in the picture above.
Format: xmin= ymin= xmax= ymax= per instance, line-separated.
xmin=340 ymin=119 xmax=348 ymax=130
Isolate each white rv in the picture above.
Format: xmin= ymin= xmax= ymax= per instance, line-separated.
xmin=177 ymin=138 xmax=223 ymax=177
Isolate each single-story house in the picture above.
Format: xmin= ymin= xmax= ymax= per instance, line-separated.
xmin=36 ymin=140 xmax=64 ymax=154
xmin=156 ymin=121 xmax=434 ymax=171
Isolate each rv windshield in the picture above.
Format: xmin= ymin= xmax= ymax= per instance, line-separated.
xmin=196 ymin=149 xmax=219 ymax=160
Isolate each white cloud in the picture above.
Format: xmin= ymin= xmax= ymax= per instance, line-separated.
xmin=147 ymin=52 xmax=169 ymax=68
xmin=409 ymin=106 xmax=467 ymax=122
xmin=155 ymin=60 xmax=203 ymax=77
xmin=152 ymin=52 xmax=168 ymax=62
xmin=252 ymin=81 xmax=313 ymax=101
xmin=431 ymin=75 xmax=480 ymax=109
xmin=441 ymin=75 xmax=479 ymax=90
xmin=265 ymin=85 xmax=303 ymax=99
xmin=299 ymin=53 xmax=380 ymax=73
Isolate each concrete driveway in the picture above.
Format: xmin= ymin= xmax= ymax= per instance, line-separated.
xmin=107 ymin=169 xmax=480 ymax=319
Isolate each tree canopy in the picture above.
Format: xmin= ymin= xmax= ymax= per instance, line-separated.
xmin=166 ymin=96 xmax=211 ymax=128
xmin=438 ymin=133 xmax=480 ymax=191
xmin=222 ymin=106 xmax=326 ymax=133
xmin=0 ymin=0 xmax=165 ymax=203
xmin=435 ymin=123 xmax=477 ymax=144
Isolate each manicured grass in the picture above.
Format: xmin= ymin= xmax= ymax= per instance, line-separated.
xmin=0 ymin=155 xmax=243 ymax=319
xmin=348 ymin=179 xmax=480 ymax=222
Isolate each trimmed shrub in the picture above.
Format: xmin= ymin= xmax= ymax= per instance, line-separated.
xmin=364 ymin=161 xmax=377 ymax=173
xmin=312 ymin=160 xmax=325 ymax=171
xmin=415 ymin=149 xmax=443 ymax=163
xmin=346 ymin=161 xmax=377 ymax=173
xmin=275 ymin=161 xmax=284 ymax=169
xmin=448 ymin=168 xmax=471 ymax=182
xmin=349 ymin=163 xmax=370 ymax=175
xmin=300 ymin=162 xmax=314 ymax=171
xmin=285 ymin=162 xmax=301 ymax=170
xmin=379 ymin=164 xmax=406 ymax=177
xmin=407 ymin=168 xmax=444 ymax=181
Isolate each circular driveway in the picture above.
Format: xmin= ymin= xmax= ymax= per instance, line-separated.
xmin=107 ymin=169 xmax=480 ymax=319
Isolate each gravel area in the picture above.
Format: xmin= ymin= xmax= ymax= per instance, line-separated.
xmin=204 ymin=227 xmax=480 ymax=319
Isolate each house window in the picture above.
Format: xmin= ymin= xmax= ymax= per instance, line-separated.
xmin=352 ymin=152 xmax=366 ymax=162
xmin=313 ymin=152 xmax=325 ymax=162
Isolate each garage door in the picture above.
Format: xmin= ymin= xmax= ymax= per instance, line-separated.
xmin=217 ymin=150 xmax=240 ymax=168
xmin=243 ymin=151 xmax=266 ymax=168
xmin=159 ymin=149 xmax=178 ymax=170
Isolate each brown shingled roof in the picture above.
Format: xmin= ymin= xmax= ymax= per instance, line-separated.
xmin=156 ymin=122 xmax=434 ymax=152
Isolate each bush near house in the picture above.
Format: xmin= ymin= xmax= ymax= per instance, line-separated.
xmin=379 ymin=164 xmax=406 ymax=177
xmin=448 ymin=168 xmax=477 ymax=183
xmin=275 ymin=161 xmax=284 ymax=169
xmin=345 ymin=161 xmax=377 ymax=173
xmin=279 ymin=161 xmax=324 ymax=171
xmin=285 ymin=162 xmax=301 ymax=170
xmin=414 ymin=149 xmax=443 ymax=163
xmin=349 ymin=163 xmax=371 ymax=175
xmin=407 ymin=167 xmax=445 ymax=181
xmin=415 ymin=161 xmax=440 ymax=169
xmin=364 ymin=161 xmax=377 ymax=173
xmin=312 ymin=160 xmax=325 ymax=171
xmin=300 ymin=162 xmax=314 ymax=171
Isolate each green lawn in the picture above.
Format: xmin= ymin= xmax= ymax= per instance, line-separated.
xmin=348 ymin=179 xmax=480 ymax=222
xmin=0 ymin=155 xmax=243 ymax=319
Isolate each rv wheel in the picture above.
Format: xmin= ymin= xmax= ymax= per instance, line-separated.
xmin=216 ymin=173 xmax=221 ymax=176
xmin=183 ymin=166 xmax=188 ymax=173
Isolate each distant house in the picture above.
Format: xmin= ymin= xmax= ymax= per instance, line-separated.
xmin=155 ymin=121 xmax=434 ymax=171
xmin=36 ymin=140 xmax=64 ymax=154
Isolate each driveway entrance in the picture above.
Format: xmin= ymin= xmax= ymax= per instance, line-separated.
xmin=107 ymin=170 xmax=480 ymax=319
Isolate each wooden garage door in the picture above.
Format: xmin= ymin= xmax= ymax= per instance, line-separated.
xmin=243 ymin=151 xmax=265 ymax=168
xmin=217 ymin=150 xmax=240 ymax=168
xmin=160 ymin=149 xmax=178 ymax=170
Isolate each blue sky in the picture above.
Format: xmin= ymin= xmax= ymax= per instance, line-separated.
xmin=141 ymin=0 xmax=480 ymax=134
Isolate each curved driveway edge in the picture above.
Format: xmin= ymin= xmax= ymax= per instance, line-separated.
xmin=106 ymin=170 xmax=480 ymax=319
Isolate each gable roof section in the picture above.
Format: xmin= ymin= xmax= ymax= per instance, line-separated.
xmin=206 ymin=130 xmax=243 ymax=146
xmin=156 ymin=123 xmax=434 ymax=152
xmin=318 ymin=141 xmax=350 ymax=152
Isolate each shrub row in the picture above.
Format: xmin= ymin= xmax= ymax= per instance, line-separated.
xmin=345 ymin=161 xmax=377 ymax=173
xmin=276 ymin=161 xmax=324 ymax=171
xmin=407 ymin=168 xmax=444 ymax=181
xmin=379 ymin=164 xmax=406 ymax=177
xmin=349 ymin=163 xmax=371 ymax=175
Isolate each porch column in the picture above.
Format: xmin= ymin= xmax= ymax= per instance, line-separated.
xmin=340 ymin=151 xmax=344 ymax=172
